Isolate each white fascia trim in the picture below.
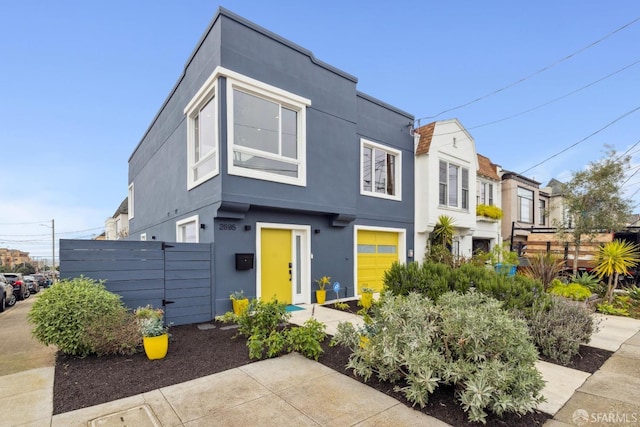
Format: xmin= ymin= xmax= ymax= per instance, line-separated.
xmin=185 ymin=66 xmax=311 ymax=114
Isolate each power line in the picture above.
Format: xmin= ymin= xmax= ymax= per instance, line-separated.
xmin=417 ymin=15 xmax=640 ymax=121
xmin=466 ymin=58 xmax=640 ymax=132
xmin=0 ymin=220 xmax=54 ymax=226
xmin=519 ymin=105 xmax=640 ymax=175
xmin=413 ymin=58 xmax=640 ymax=139
xmin=0 ymin=226 xmax=104 ymax=237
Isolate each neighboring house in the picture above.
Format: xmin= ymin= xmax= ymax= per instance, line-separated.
xmin=542 ymin=178 xmax=566 ymax=227
xmin=474 ymin=154 xmax=503 ymax=253
xmin=413 ymin=119 xmax=502 ymax=261
xmin=127 ymin=8 xmax=415 ymax=314
xmin=104 ymin=197 xmax=129 ymax=240
xmin=0 ymin=248 xmax=30 ymax=270
xmin=500 ymin=171 xmax=550 ymax=251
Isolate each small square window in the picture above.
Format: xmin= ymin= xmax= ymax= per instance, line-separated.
xmin=176 ymin=215 xmax=199 ymax=243
xmin=360 ymin=139 xmax=401 ymax=201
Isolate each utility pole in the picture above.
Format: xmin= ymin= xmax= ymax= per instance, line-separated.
xmin=51 ymin=219 xmax=55 ymax=273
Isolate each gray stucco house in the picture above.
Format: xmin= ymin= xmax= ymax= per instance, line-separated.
xmin=127 ymin=8 xmax=415 ymax=315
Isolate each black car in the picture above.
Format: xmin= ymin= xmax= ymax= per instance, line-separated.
xmin=2 ymin=273 xmax=29 ymax=300
xmin=32 ymin=273 xmax=49 ymax=288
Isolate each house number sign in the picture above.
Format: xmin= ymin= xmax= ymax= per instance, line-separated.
xmin=218 ymin=223 xmax=236 ymax=231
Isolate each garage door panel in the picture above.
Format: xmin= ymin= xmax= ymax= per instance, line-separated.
xmin=357 ymin=230 xmax=399 ymax=294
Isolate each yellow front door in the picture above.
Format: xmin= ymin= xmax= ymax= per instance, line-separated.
xmin=261 ymin=228 xmax=292 ymax=304
xmin=357 ymin=230 xmax=399 ymax=293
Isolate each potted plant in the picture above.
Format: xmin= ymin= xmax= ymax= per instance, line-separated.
xmin=360 ymin=286 xmax=374 ymax=309
xmin=490 ymin=242 xmax=519 ymax=276
xmin=230 ymin=290 xmax=249 ymax=315
xmin=135 ymin=305 xmax=169 ymax=360
xmin=315 ymin=276 xmax=330 ymax=304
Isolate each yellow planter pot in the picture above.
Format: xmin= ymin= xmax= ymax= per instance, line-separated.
xmin=232 ymin=298 xmax=249 ymax=315
xmin=143 ymin=333 xmax=169 ymax=360
xmin=361 ymin=292 xmax=373 ymax=309
xmin=316 ymin=290 xmax=326 ymax=304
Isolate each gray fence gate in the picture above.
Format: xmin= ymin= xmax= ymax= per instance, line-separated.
xmin=60 ymin=239 xmax=214 ymax=326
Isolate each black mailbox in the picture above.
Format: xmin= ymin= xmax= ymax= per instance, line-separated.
xmin=235 ymin=253 xmax=254 ymax=270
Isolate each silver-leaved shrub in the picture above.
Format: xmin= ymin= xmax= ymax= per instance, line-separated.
xmin=332 ymin=291 xmax=545 ymax=424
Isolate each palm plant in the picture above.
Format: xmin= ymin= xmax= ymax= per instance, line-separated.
xmin=431 ymin=215 xmax=455 ymax=250
xmin=592 ymin=240 xmax=640 ymax=303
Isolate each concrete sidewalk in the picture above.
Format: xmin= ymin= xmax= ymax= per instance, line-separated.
xmin=2 ymin=298 xmax=640 ymax=426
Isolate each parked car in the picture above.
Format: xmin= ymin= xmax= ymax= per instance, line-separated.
xmin=32 ymin=273 xmax=49 ymax=288
xmin=24 ymin=275 xmax=40 ymax=294
xmin=2 ymin=273 xmax=29 ymax=300
xmin=0 ymin=274 xmax=17 ymax=312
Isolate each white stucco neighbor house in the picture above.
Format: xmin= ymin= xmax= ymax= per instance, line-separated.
xmin=413 ymin=119 xmax=502 ymax=261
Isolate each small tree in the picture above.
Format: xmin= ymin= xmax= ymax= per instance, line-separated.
xmin=592 ymin=240 xmax=640 ymax=303
xmin=555 ymin=148 xmax=634 ymax=276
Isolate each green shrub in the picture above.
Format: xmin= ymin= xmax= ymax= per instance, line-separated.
xmin=527 ymin=297 xmax=596 ymax=365
xmin=333 ymin=292 xmax=544 ymax=424
xmin=597 ymin=296 xmax=632 ymax=317
xmin=286 ymin=318 xmax=327 ymax=360
xmin=548 ymin=282 xmax=592 ymax=301
xmin=627 ymin=285 xmax=640 ymax=300
xmin=222 ymin=298 xmax=326 ymax=360
xmin=572 ymin=272 xmax=602 ymax=291
xmin=28 ymin=276 xmax=131 ymax=357
xmin=475 ymin=273 xmax=550 ymax=313
xmin=383 ymin=261 xmax=550 ymax=315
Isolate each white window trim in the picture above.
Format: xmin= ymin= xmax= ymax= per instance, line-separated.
xmin=185 ymin=80 xmax=219 ymax=190
xmin=186 ymin=67 xmax=311 ymax=188
xmin=225 ymin=70 xmax=310 ymax=187
xmin=439 ymin=159 xmax=468 ymax=210
xmin=176 ymin=215 xmax=200 ymax=243
xmin=128 ymin=183 xmax=134 ymax=219
xmin=360 ymin=138 xmax=402 ymax=201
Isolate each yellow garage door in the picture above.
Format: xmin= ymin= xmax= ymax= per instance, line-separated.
xmin=357 ymin=230 xmax=398 ymax=293
xmin=261 ymin=228 xmax=292 ymax=304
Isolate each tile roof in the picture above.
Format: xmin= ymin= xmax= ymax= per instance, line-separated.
xmin=415 ymin=122 xmax=436 ymax=155
xmin=477 ymin=154 xmax=500 ymax=180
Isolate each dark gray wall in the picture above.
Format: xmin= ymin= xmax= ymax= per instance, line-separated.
xmin=126 ymin=8 xmax=415 ymax=315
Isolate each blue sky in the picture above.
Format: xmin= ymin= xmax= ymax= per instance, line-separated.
xmin=1 ymin=1 xmax=639 ymax=259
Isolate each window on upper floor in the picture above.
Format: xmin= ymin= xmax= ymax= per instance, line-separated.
xmin=227 ymin=75 xmax=310 ymax=187
xmin=439 ymin=160 xmax=468 ymax=210
xmin=186 ymin=82 xmax=218 ymax=190
xmin=477 ymin=181 xmax=494 ymax=205
xmin=176 ymin=215 xmax=199 ymax=243
xmin=539 ymin=199 xmax=547 ymax=225
xmin=361 ymin=139 xmax=402 ymax=201
xmin=517 ymin=187 xmax=534 ymax=223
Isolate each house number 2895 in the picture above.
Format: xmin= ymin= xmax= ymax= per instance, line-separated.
xmin=218 ymin=223 xmax=236 ymax=231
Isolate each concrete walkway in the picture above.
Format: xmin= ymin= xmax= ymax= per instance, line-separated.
xmin=2 ymin=296 xmax=640 ymax=426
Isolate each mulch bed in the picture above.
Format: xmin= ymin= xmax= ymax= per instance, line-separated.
xmin=53 ymin=307 xmax=613 ymax=427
